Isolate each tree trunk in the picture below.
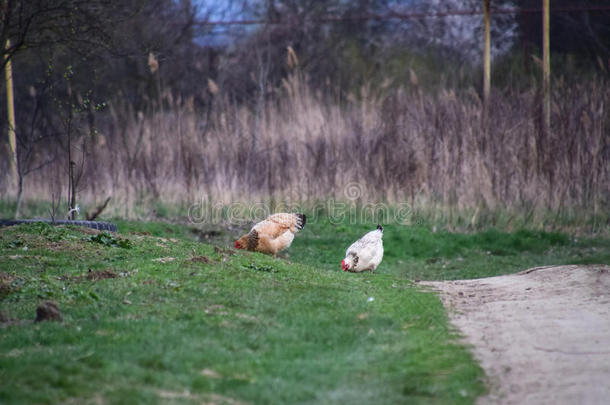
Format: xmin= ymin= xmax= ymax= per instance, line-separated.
xmin=14 ymin=171 xmax=23 ymax=219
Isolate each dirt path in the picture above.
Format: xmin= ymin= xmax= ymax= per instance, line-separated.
xmin=421 ymin=265 xmax=610 ymax=405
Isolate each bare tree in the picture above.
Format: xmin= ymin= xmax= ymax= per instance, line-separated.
xmin=13 ymin=85 xmax=56 ymax=218
xmin=0 ymin=0 xmax=123 ymax=70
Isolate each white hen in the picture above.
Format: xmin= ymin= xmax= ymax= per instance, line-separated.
xmin=342 ymin=225 xmax=384 ymax=273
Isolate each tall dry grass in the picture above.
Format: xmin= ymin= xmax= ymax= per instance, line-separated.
xmin=9 ymin=72 xmax=609 ymax=224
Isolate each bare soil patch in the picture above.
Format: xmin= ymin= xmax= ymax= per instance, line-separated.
xmin=189 ymin=255 xmax=210 ymax=263
xmin=421 ymin=265 xmax=610 ymax=405
xmin=59 ymin=269 xmax=118 ymax=282
xmin=85 ymin=269 xmax=118 ymax=281
xmin=0 ymin=271 xmax=15 ymax=296
xmin=214 ymin=245 xmax=236 ymax=256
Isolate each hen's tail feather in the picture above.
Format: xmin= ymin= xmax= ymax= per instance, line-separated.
xmin=296 ymin=213 xmax=306 ymax=230
xmin=377 ymin=224 xmax=383 ymax=232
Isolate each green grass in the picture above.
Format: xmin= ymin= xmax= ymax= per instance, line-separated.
xmin=0 ymin=217 xmax=607 ymax=405
xmin=3 ymin=197 xmax=609 ymax=234
xmin=0 ymin=222 xmax=484 ymax=405
xmin=287 ymin=221 xmax=609 ymax=280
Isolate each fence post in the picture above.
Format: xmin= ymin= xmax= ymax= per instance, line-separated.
xmin=483 ymin=0 xmax=491 ymax=104
xmin=542 ymin=0 xmax=551 ymax=133
xmin=4 ymin=38 xmax=17 ymax=190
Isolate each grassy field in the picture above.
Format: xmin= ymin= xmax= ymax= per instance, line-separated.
xmin=186 ymin=216 xmax=608 ymax=280
xmin=1 ymin=217 xmax=608 ymax=404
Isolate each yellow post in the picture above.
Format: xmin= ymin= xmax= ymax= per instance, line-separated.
xmin=483 ymin=0 xmax=491 ymax=104
xmin=4 ymin=38 xmax=17 ymax=187
xmin=542 ymin=0 xmax=551 ymax=133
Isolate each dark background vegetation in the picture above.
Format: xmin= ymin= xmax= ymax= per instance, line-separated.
xmin=0 ymin=0 xmax=609 ymax=228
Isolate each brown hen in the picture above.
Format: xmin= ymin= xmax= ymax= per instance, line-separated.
xmin=234 ymin=213 xmax=306 ymax=255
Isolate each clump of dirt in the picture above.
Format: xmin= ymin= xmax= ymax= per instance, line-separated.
xmin=189 ymin=256 xmax=210 ymax=263
xmin=214 ymin=246 xmax=236 ymax=256
xmin=86 ymin=269 xmax=117 ymax=281
xmin=59 ymin=268 xmax=118 ymax=282
xmin=0 ymin=271 xmax=15 ymax=297
xmin=35 ymin=300 xmax=63 ymax=323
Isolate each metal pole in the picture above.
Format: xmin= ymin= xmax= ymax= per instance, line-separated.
xmin=542 ymin=0 xmax=551 ymax=133
xmin=4 ymin=39 xmax=17 ymax=185
xmin=483 ymin=0 xmax=491 ymax=104
xmin=4 ymin=38 xmax=17 ymax=188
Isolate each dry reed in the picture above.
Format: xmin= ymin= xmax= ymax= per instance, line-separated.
xmin=6 ymin=73 xmax=609 ymax=225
